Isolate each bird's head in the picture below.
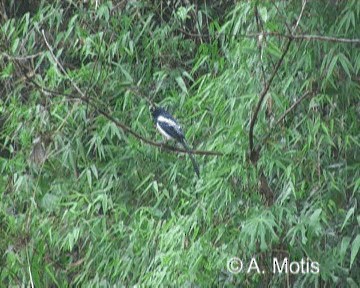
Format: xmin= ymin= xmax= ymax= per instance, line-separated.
xmin=149 ymin=105 xmax=165 ymax=119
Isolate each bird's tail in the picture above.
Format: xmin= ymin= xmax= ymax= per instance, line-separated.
xmin=180 ymin=140 xmax=200 ymax=178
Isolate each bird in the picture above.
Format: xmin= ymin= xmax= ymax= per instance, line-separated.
xmin=150 ymin=106 xmax=200 ymax=178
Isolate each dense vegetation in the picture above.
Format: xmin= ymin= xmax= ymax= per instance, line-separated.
xmin=1 ymin=0 xmax=359 ymax=286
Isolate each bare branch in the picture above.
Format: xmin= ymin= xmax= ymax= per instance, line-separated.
xmin=261 ymin=91 xmax=313 ymax=147
xmin=42 ymin=30 xmax=85 ymax=98
xmin=249 ymin=39 xmax=293 ymax=162
xmin=2 ymin=52 xmax=43 ymax=60
xmin=274 ymin=91 xmax=312 ymax=127
xmin=270 ymin=0 xmax=292 ymax=34
xmin=37 ymin=31 xmax=222 ymax=157
xmin=242 ymin=32 xmax=360 ymax=44
xmin=177 ymin=29 xmax=360 ymax=44
xmin=28 ymin=79 xmax=222 ymax=156
xmin=293 ymin=0 xmax=307 ymax=33
xmin=254 ymin=5 xmax=266 ymax=85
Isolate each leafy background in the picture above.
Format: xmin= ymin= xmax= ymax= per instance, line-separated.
xmin=0 ymin=0 xmax=359 ymax=286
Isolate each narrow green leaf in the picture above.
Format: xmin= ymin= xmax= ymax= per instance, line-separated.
xmin=340 ymin=236 xmax=351 ymax=262
xmin=350 ymin=234 xmax=360 ymax=268
xmin=341 ymin=207 xmax=355 ymax=231
xmin=12 ymin=38 xmax=20 ymax=53
xmin=326 ymin=55 xmax=339 ymax=80
xmin=176 ymin=76 xmax=188 ymax=94
xmin=338 ymin=53 xmax=353 ymax=78
xmin=309 ymin=208 xmax=322 ymax=225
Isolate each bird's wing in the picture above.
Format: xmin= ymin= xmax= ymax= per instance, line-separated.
xmin=157 ymin=115 xmax=184 ymax=142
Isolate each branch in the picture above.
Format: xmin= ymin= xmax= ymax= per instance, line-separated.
xmin=177 ymin=30 xmax=360 ymax=45
xmin=261 ymin=91 xmax=313 ymax=146
xmin=248 ymin=0 xmax=310 ymax=163
xmin=254 ymin=5 xmax=266 ymax=85
xmin=270 ymin=0 xmax=292 ymax=34
xmin=39 ymin=30 xmax=222 ymax=157
xmin=249 ymin=39 xmax=292 ymax=162
xmin=241 ymin=32 xmax=360 ymax=44
xmin=293 ymin=0 xmax=307 ymax=33
xmin=177 ymin=28 xmax=211 ymax=40
xmin=2 ymin=52 xmax=43 ymax=61
xmin=87 ymin=100 xmax=220 ymax=156
xmin=248 ymin=2 xmax=309 ymax=205
xmin=274 ymin=91 xmax=312 ymax=127
xmin=42 ymin=30 xmax=84 ymax=97
xmin=30 ymin=79 xmax=222 ymax=156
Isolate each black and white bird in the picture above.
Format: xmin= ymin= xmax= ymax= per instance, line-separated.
xmin=150 ymin=106 xmax=200 ymax=178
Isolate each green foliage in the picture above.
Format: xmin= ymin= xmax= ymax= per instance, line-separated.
xmin=0 ymin=0 xmax=359 ymax=286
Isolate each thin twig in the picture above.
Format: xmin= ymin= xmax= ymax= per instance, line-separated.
xmin=274 ymin=91 xmax=312 ymax=126
xmin=248 ymin=39 xmax=292 ymax=162
xmin=254 ymin=5 xmax=266 ymax=85
xmin=180 ymin=29 xmax=360 ymax=44
xmin=261 ymin=91 xmax=313 ymax=146
xmin=25 ymin=36 xmax=222 ymax=157
xmin=26 ymin=247 xmax=34 ymax=288
xmin=27 ymin=78 xmax=222 ymax=156
xmin=40 ymin=30 xmax=219 ymax=156
xmin=177 ymin=28 xmax=211 ymax=40
xmin=42 ymin=29 xmax=84 ymax=98
xmin=2 ymin=52 xmax=43 ymax=60
xmin=270 ymin=0 xmax=292 ymax=34
xmin=293 ymin=0 xmax=307 ymax=33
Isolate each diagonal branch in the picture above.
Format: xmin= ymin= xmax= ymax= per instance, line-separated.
xmin=28 ymin=78 xmax=222 ymax=156
xmin=261 ymin=91 xmax=313 ymax=147
xmin=177 ymin=30 xmax=360 ymax=44
xmin=248 ymin=38 xmax=292 ymax=162
xmin=274 ymin=91 xmax=312 ymax=126
xmin=42 ymin=30 xmax=85 ymax=98
xmin=254 ymin=5 xmax=266 ymax=85
xmin=241 ymin=32 xmax=360 ymax=44
xmin=270 ymin=0 xmax=292 ymax=34
xmin=248 ymin=1 xmax=308 ymax=205
xmin=39 ymin=30 xmax=222 ymax=157
xmin=293 ymin=0 xmax=307 ymax=33
xmin=248 ymin=0 xmax=308 ymax=163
